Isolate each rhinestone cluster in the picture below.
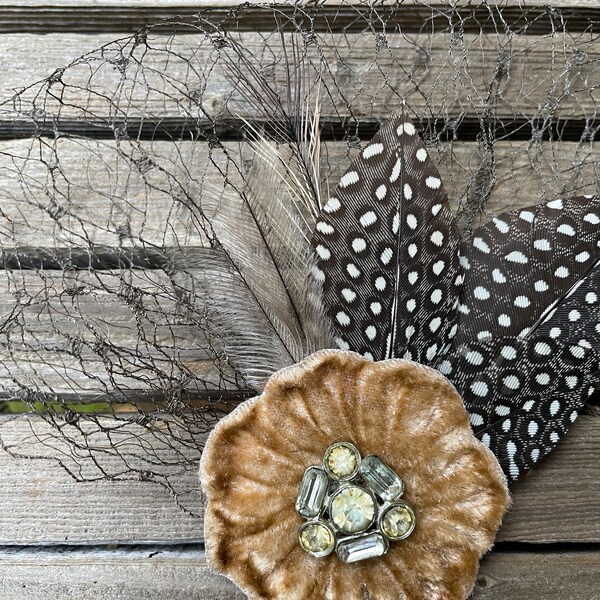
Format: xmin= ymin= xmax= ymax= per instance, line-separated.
xmin=296 ymin=442 xmax=416 ymax=563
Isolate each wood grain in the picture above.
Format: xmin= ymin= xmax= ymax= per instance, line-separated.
xmin=3 ymin=31 xmax=600 ymax=126
xmin=0 ymin=137 xmax=209 ymax=248
xmin=0 ymin=548 xmax=242 ymax=600
xmin=3 ymin=1 xmax=595 ymax=7
xmin=0 ymin=547 xmax=597 ymax=600
xmin=0 ymin=415 xmax=207 ymax=545
xmin=472 ymin=551 xmax=600 ymax=600
xmin=0 ymin=415 xmax=597 ymax=545
xmin=0 ymin=138 xmax=598 ymax=249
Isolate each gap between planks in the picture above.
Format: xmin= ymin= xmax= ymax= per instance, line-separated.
xmin=0 ymin=1 xmax=595 ymax=35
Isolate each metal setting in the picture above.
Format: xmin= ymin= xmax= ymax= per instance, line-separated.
xmin=329 ymin=484 xmax=377 ymax=534
xmin=323 ymin=441 xmax=361 ymax=481
xmin=296 ymin=441 xmax=416 ymax=563
xmin=296 ymin=466 xmax=329 ymax=519
xmin=297 ymin=520 xmax=336 ymax=557
xmin=379 ymin=501 xmax=417 ymax=541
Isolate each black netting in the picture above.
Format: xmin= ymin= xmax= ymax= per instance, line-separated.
xmin=0 ymin=3 xmax=599 ymax=512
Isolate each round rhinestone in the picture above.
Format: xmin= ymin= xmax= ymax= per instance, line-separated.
xmin=330 ymin=485 xmax=376 ymax=533
xmin=323 ymin=442 xmax=360 ymax=480
xmin=380 ymin=503 xmax=416 ymax=540
xmin=298 ymin=521 xmax=335 ymax=557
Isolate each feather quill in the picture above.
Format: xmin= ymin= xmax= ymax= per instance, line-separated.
xmin=221 ymin=32 xmax=323 ymax=208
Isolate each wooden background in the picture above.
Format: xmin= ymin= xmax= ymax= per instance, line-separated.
xmin=0 ymin=1 xmax=599 ymax=598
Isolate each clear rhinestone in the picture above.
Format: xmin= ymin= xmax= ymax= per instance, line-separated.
xmin=295 ymin=466 xmax=329 ymax=518
xmin=323 ymin=442 xmax=360 ymax=480
xmin=298 ymin=521 xmax=335 ymax=557
xmin=359 ymin=455 xmax=404 ymax=501
xmin=336 ymin=532 xmax=389 ymax=563
xmin=330 ymin=485 xmax=375 ymax=533
xmin=380 ymin=503 xmax=416 ymax=540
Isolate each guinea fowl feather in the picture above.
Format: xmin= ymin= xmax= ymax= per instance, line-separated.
xmin=312 ymin=106 xmax=599 ymax=480
xmin=455 ymin=195 xmax=600 ymax=342
xmin=438 ymin=332 xmax=597 ymax=480
xmin=196 ymin=33 xmax=600 ymax=481
xmin=313 ymin=111 xmax=462 ymax=364
xmin=440 ymin=196 xmax=600 ymax=479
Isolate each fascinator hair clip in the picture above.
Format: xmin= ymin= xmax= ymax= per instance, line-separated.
xmin=199 ymin=32 xmax=600 ymax=600
xmin=0 ymin=6 xmax=596 ymax=600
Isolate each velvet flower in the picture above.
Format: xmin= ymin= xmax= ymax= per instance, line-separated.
xmin=200 ymin=350 xmax=510 ymax=600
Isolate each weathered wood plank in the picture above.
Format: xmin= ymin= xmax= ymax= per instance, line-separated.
xmin=473 ymin=551 xmax=600 ymax=600
xmin=0 ymin=548 xmax=242 ymax=600
xmin=0 ymin=138 xmax=597 ymax=249
xmin=0 ymin=267 xmax=241 ymax=398
xmin=0 ymin=34 xmax=118 ymax=99
xmin=0 ymin=415 xmax=597 ymax=545
xmin=0 ymin=137 xmax=209 ymax=248
xmin=2 ymin=31 xmax=600 ymax=126
xmin=0 ymin=547 xmax=597 ymax=600
xmin=0 ymin=416 xmax=207 ymax=545
xmin=3 ymin=1 xmax=594 ymax=6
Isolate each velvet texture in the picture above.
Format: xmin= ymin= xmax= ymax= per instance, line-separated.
xmin=200 ymin=350 xmax=510 ymax=600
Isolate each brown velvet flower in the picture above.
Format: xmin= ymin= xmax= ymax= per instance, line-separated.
xmin=200 ymin=350 xmax=510 ymax=600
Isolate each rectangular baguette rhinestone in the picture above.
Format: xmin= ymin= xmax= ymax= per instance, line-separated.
xmin=336 ymin=532 xmax=389 ymax=563
xmin=296 ymin=466 xmax=329 ymax=518
xmin=359 ymin=455 xmax=404 ymax=501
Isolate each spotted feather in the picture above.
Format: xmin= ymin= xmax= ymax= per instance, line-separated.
xmin=438 ymin=332 xmax=597 ymax=480
xmin=455 ymin=195 xmax=600 ymax=343
xmin=313 ymin=112 xmax=462 ymax=363
xmin=441 ymin=233 xmax=600 ymax=479
xmin=314 ymin=111 xmax=599 ymax=480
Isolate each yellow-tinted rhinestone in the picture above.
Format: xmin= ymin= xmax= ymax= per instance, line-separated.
xmin=330 ymin=485 xmax=376 ymax=533
xmin=380 ymin=503 xmax=416 ymax=540
xmin=324 ymin=442 xmax=359 ymax=479
xmin=298 ymin=522 xmax=335 ymax=557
